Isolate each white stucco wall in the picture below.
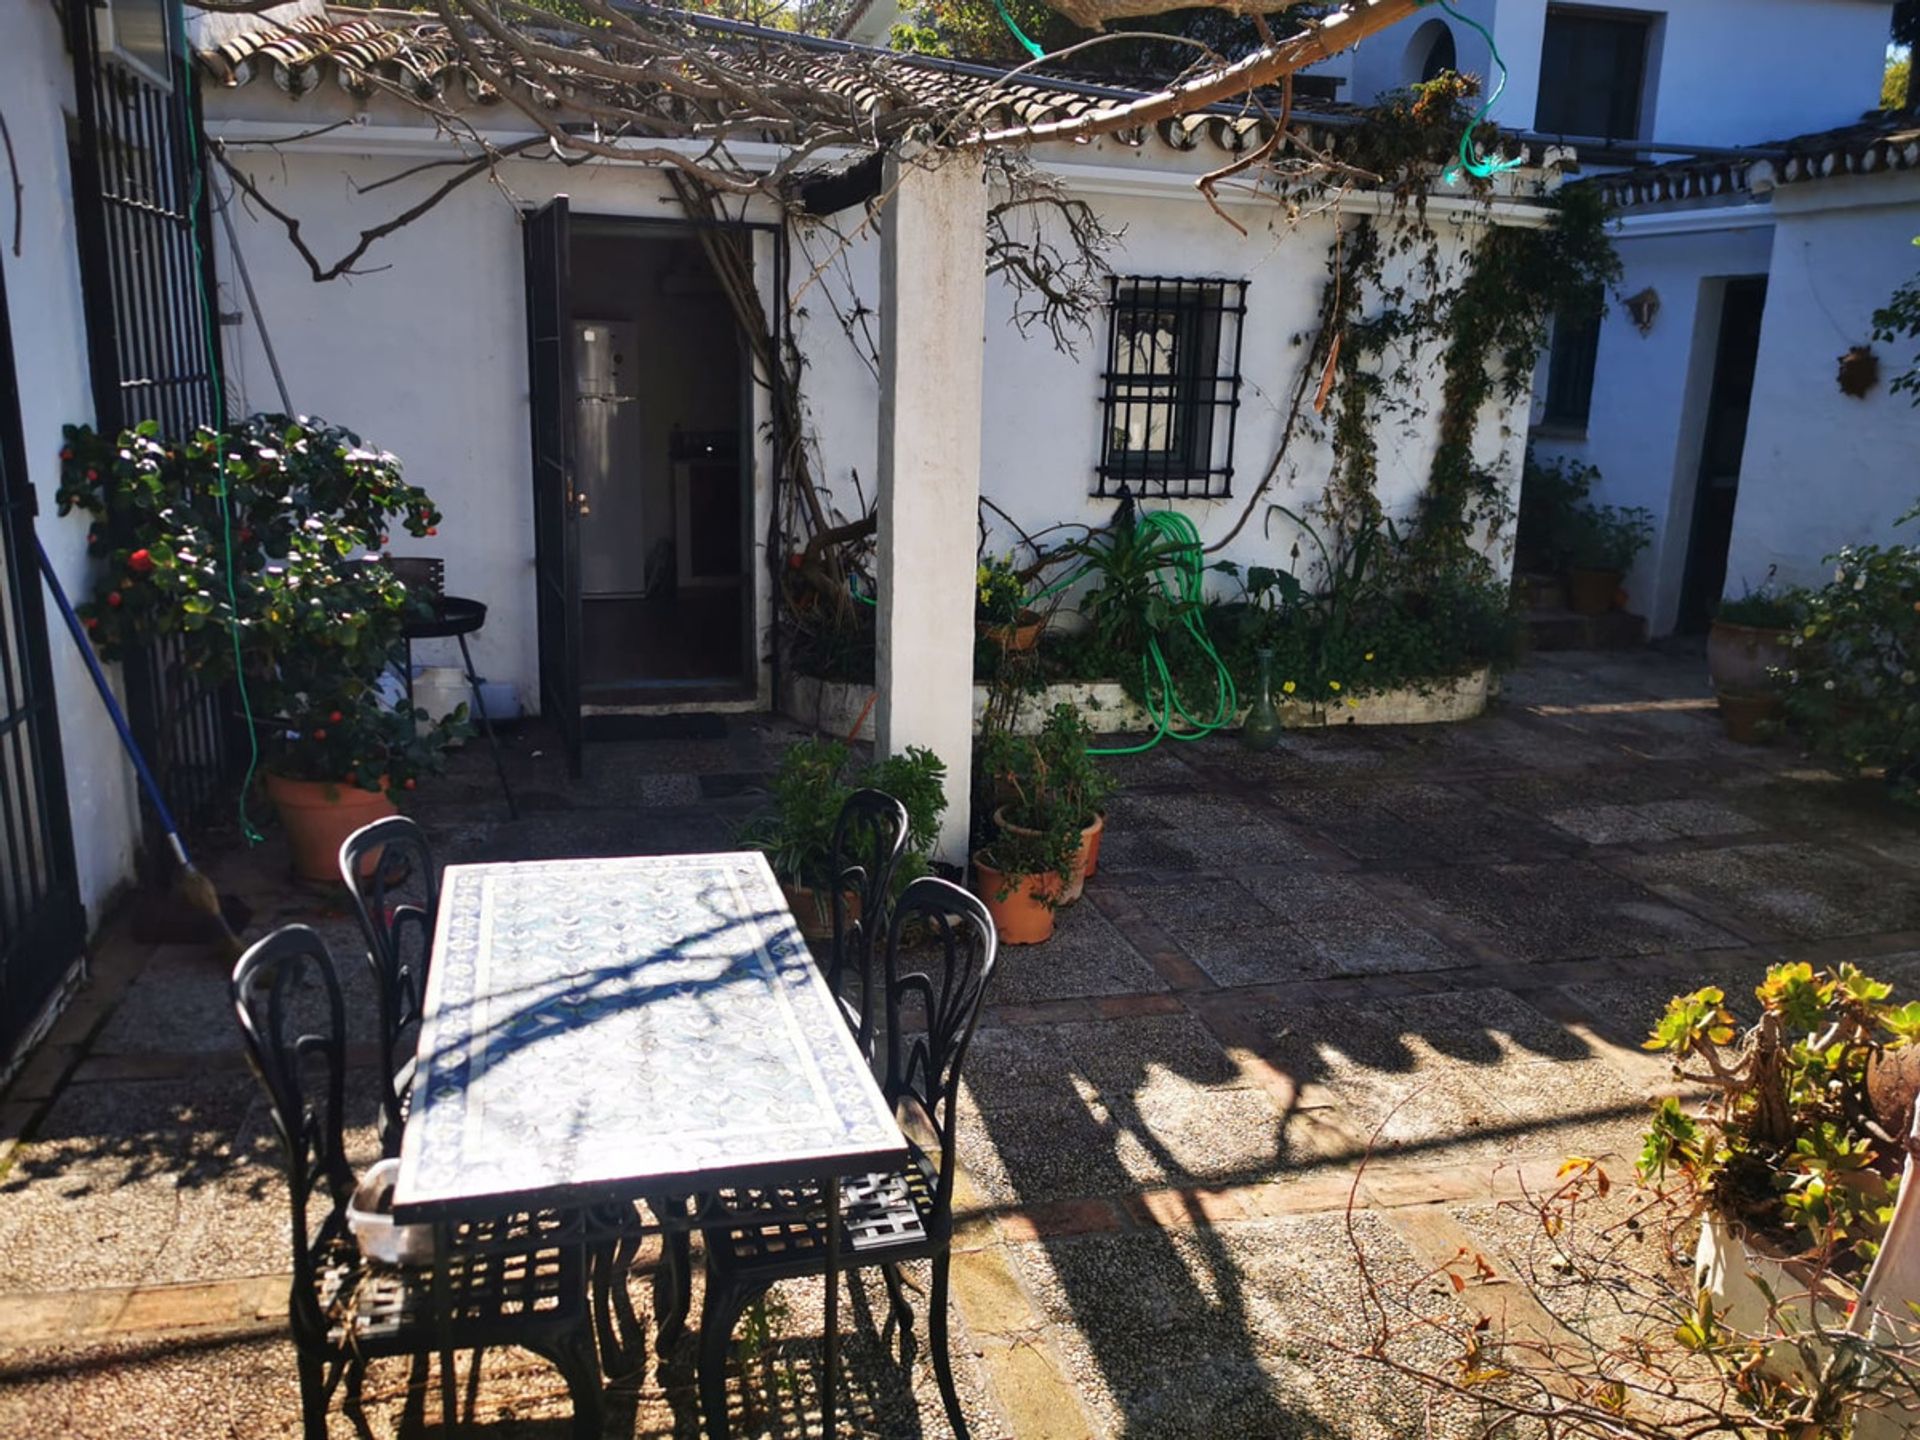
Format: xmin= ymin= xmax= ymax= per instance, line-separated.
xmin=1533 ymin=215 xmax=1775 ymax=633
xmin=1320 ymin=0 xmax=1893 ymax=147
xmin=1724 ymin=173 xmax=1920 ymax=591
xmin=1 ymin=4 xmax=143 ymax=926
xmin=207 ymin=92 xmax=1545 ymax=716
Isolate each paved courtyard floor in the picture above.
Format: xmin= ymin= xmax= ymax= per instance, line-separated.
xmin=2 ymin=648 xmax=1918 ymax=1437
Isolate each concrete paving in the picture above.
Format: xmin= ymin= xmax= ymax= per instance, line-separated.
xmin=2 ymin=648 xmax=1918 ymax=1436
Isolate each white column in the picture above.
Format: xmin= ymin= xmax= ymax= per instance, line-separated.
xmin=875 ymin=147 xmax=986 ymax=866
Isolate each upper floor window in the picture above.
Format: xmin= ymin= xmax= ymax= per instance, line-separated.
xmin=1097 ymin=277 xmax=1246 ymax=500
xmin=1535 ymin=5 xmax=1652 ymax=141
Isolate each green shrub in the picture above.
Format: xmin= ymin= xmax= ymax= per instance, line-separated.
xmin=1778 ymin=500 xmax=1920 ymax=804
xmin=743 ymin=738 xmax=947 ymax=891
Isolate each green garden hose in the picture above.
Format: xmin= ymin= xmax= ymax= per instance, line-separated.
xmin=1027 ymin=509 xmax=1238 ymax=756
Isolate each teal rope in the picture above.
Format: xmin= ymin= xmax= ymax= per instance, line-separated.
xmin=173 ymin=0 xmax=264 ymax=844
xmin=990 ymin=0 xmax=1045 ymax=60
xmin=1418 ymin=0 xmax=1525 ymax=184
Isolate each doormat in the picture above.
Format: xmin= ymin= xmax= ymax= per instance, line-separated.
xmin=582 ymin=713 xmax=729 ymax=741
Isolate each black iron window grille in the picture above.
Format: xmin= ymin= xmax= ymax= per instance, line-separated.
xmin=1096 ymin=277 xmax=1246 ymax=500
xmin=67 ymin=0 xmax=237 ymax=833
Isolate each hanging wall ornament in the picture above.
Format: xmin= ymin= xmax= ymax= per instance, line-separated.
xmin=1625 ymin=287 xmax=1660 ymax=335
xmin=1837 ymin=345 xmax=1880 ymax=398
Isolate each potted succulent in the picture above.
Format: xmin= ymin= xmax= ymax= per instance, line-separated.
xmin=1640 ymin=962 xmax=1920 ymax=1425
xmin=976 ymin=552 xmax=1042 ymax=652
xmin=56 ymin=416 xmax=467 ymax=882
xmin=1560 ymin=500 xmax=1654 ymax=616
xmin=741 ymin=737 xmax=946 ymax=940
xmin=985 ymin=703 xmax=1114 ymax=906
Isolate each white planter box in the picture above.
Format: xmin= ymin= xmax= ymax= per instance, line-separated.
xmin=780 ymin=667 xmax=1491 ymax=741
xmin=1696 ymin=1213 xmax=1918 ymax=1438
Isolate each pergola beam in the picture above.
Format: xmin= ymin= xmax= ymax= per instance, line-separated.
xmin=970 ymin=0 xmax=1427 ymax=148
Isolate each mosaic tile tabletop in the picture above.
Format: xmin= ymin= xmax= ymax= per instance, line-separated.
xmin=394 ymin=852 xmax=905 ymax=1220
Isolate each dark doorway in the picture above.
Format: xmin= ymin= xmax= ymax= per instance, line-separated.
xmin=524 ymin=212 xmax=756 ymax=763
xmin=569 ymin=222 xmax=751 ymax=707
xmin=0 ymin=259 xmax=85 ymax=1070
xmin=1678 ymin=276 xmax=1767 ymax=633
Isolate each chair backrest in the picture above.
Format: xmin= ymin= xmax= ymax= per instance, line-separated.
xmin=339 ymin=816 xmax=439 ymax=1150
xmin=231 ymin=925 xmax=356 ymax=1349
xmin=881 ymin=877 xmax=998 ymax=1215
xmin=826 ymin=788 xmax=910 ymax=1053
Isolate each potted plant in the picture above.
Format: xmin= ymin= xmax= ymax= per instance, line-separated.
xmin=976 ymin=552 xmax=1042 ymax=652
xmin=56 ymin=416 xmax=467 ymax=882
xmin=1560 ymin=500 xmax=1654 ymax=616
xmin=1778 ymin=501 xmax=1920 ymax=806
xmin=985 ymin=703 xmax=1114 ymax=903
xmin=1640 ymin=962 xmax=1920 ymax=1424
xmin=971 ymin=788 xmax=1076 ymax=945
xmin=741 ymin=737 xmax=946 ymax=940
xmin=1711 ymin=583 xmax=1801 ymax=690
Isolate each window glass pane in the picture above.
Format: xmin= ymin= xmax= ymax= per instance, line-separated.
xmin=1112 ymin=309 xmax=1180 ymax=454
xmin=1536 ymin=8 xmax=1648 ymax=140
xmin=1543 ymin=295 xmax=1603 ymax=427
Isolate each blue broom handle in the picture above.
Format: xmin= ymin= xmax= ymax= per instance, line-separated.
xmin=34 ymin=534 xmax=189 ymax=843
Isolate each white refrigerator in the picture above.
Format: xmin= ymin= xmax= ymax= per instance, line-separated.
xmin=572 ymin=319 xmax=647 ymax=598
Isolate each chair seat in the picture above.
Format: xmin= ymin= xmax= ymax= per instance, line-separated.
xmin=314 ymin=1209 xmax=588 ymax=1354
xmin=704 ymin=1147 xmax=943 ymax=1281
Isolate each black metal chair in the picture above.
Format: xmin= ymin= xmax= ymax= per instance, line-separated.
xmin=824 ymin=788 xmax=911 ymax=1055
xmin=696 ymin=876 xmax=999 ymax=1439
xmin=231 ymin=924 xmax=602 ymax=1439
xmin=339 ymin=816 xmax=440 ymax=1158
xmin=636 ymin=792 xmax=911 ymax=1358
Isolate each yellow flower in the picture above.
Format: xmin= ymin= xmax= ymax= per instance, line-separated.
xmin=1364 ymin=652 xmax=1374 ymax=662
xmin=1346 ymin=697 xmax=1359 ymax=708
xmin=1329 ymin=680 xmax=1342 ymax=692
xmin=1804 ymin=624 xmax=1818 ymax=637
xmin=1281 ymin=680 xmax=1296 ymax=695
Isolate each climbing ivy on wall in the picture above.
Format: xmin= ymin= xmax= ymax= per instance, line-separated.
xmin=1280 ymin=77 xmax=1620 ymax=583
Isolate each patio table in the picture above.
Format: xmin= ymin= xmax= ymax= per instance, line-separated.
xmin=393 ymin=850 xmax=907 ymax=1437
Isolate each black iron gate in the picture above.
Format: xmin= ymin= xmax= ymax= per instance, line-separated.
xmin=0 ymin=261 xmax=86 ymax=1065
xmin=65 ymin=0 xmax=236 ymax=834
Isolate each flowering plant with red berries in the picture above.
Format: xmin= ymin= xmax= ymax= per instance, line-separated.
xmin=56 ymin=415 xmax=467 ymax=790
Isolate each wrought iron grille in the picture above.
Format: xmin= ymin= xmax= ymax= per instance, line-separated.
xmin=67 ymin=0 xmax=238 ymax=833
xmin=0 ymin=264 xmax=84 ymax=1066
xmin=1096 ymin=277 xmax=1247 ymax=500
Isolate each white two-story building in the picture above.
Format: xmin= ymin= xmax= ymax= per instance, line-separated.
xmin=1311 ymin=0 xmax=1914 ymax=636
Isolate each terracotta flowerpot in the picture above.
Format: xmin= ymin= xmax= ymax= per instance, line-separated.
xmin=265 ymin=772 xmax=397 ymax=884
xmin=1707 ymin=620 xmax=1793 ymax=693
xmin=971 ymin=852 xmax=1060 ymax=945
xmin=1080 ymin=811 xmax=1106 ymax=881
xmin=1565 ymin=567 xmax=1621 ymax=617
xmin=977 ymin=613 xmax=1043 ymax=653
xmin=781 ymin=882 xmax=858 ymax=943
xmin=992 ymin=808 xmax=1102 ymax=905
xmin=1715 ymin=687 xmax=1778 ymax=745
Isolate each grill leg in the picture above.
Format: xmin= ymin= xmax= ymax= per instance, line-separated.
xmin=454 ymin=632 xmax=517 ymax=819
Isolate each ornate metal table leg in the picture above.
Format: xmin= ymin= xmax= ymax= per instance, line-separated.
xmin=822 ymin=1176 xmax=840 ymax=1439
xmin=435 ymin=1219 xmax=458 ymax=1432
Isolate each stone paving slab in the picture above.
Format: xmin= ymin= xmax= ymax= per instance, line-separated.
xmin=5 ymin=652 xmax=1920 ymax=1438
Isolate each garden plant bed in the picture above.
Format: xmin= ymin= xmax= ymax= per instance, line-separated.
xmin=783 ymin=667 xmax=1492 ymax=740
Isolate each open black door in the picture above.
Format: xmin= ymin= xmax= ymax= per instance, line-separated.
xmin=0 ymin=257 xmax=85 ymax=1068
xmin=524 ymin=197 xmax=583 ymax=775
xmin=1678 ymin=276 xmax=1768 ymax=633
